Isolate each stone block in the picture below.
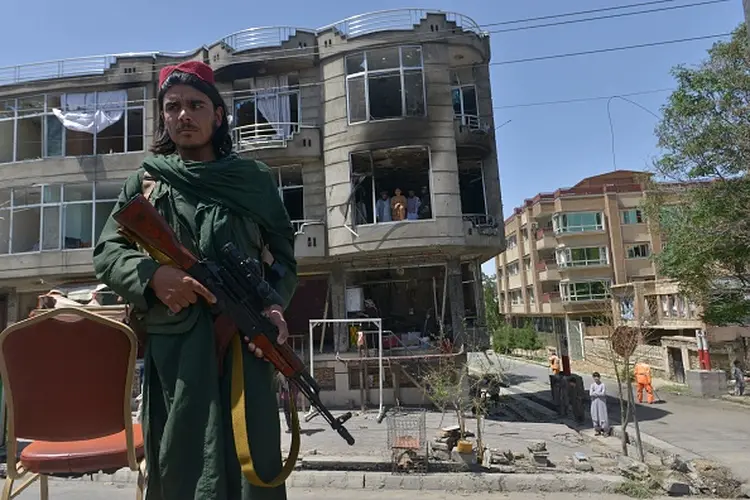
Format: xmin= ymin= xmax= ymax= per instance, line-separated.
xmin=685 ymin=369 xmax=728 ymax=398
xmin=527 ymin=440 xmax=547 ymax=453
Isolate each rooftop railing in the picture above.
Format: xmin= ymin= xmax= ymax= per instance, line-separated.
xmin=1 ymin=9 xmax=484 ymax=87
xmin=220 ymin=26 xmax=313 ymax=52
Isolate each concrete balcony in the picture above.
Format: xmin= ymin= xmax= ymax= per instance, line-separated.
xmin=541 ymin=292 xmax=564 ymax=314
xmin=535 ymin=260 xmax=560 ymax=282
xmin=454 ymin=115 xmax=493 ymax=156
xmin=210 ymin=27 xmax=318 ymax=79
xmin=293 ymin=220 xmax=326 ymax=259
xmin=535 ymin=228 xmax=556 ymax=251
xmin=232 ymin=124 xmax=321 ymax=161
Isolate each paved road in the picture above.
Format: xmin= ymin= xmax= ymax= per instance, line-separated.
xmin=472 ymin=353 xmax=750 ymax=481
xmin=12 ymin=482 xmax=670 ymax=500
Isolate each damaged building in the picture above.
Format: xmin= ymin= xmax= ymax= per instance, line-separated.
xmin=0 ymin=10 xmax=505 ymax=407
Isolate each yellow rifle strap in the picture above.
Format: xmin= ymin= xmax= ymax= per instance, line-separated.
xmin=230 ymin=334 xmax=301 ymax=488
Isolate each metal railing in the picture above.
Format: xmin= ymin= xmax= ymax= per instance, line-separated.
xmin=1 ymin=10 xmax=484 ymax=87
xmin=291 ymin=219 xmax=323 ymax=234
xmin=319 ymin=9 xmax=484 ymax=39
xmin=232 ymin=121 xmax=301 ymax=151
xmin=220 ymin=27 xmax=312 ymax=52
xmin=455 ymin=114 xmax=481 ymax=130
xmin=0 ymin=52 xmax=163 ymax=87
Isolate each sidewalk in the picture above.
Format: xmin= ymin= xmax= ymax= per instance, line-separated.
xmin=477 ymin=353 xmax=750 ymax=482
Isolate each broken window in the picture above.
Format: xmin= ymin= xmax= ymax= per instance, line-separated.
xmin=270 ymin=165 xmax=305 ymax=225
xmin=349 ymin=146 xmax=431 ymax=225
xmin=458 ymin=160 xmax=486 ymax=216
xmin=452 ymin=85 xmax=478 ymax=128
xmin=233 ymin=75 xmax=300 ymax=150
xmin=0 ymin=89 xmax=145 ymax=164
xmin=345 ymin=46 xmax=425 ymax=124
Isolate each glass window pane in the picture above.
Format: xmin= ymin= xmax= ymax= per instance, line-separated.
xmin=126 ymin=87 xmax=145 ymax=106
xmin=401 ymin=47 xmax=422 ymax=67
xmin=368 ymin=74 xmax=402 ymax=120
xmin=13 ymin=186 xmax=42 ymax=206
xmin=0 ymin=209 xmax=9 ymax=254
xmin=63 ymin=203 xmax=93 ymax=249
xmin=279 ymin=165 xmax=302 ymax=187
xmin=366 ymin=48 xmax=400 ymax=71
xmin=16 ymin=116 xmax=43 ymax=161
xmin=462 ymin=86 xmax=478 ymax=115
xmin=403 ymin=71 xmax=424 ymax=116
xmin=46 ymin=115 xmax=64 ymax=157
xmin=0 ymin=100 xmax=14 ymax=120
xmin=347 ymin=76 xmax=366 ymax=123
xmin=0 ymin=189 xmax=10 ymax=208
xmin=94 ymin=201 xmax=116 ymax=243
xmin=452 ymin=89 xmax=462 ymax=114
xmin=345 ymin=53 xmax=365 ymax=75
xmin=11 ymin=206 xmax=40 ymax=253
xmin=42 ymin=206 xmax=60 ymax=250
xmin=127 ymin=109 xmax=144 ymax=152
xmin=17 ymin=96 xmax=44 ymax=117
xmin=95 ymin=181 xmax=123 ymax=200
xmin=44 ymin=184 xmax=62 ymax=203
xmin=64 ymin=183 xmax=93 ymax=202
xmin=0 ymin=120 xmax=13 ymax=163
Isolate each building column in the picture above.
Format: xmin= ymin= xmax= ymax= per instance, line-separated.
xmin=447 ymin=259 xmax=466 ymax=348
xmin=329 ymin=267 xmax=349 ymax=352
xmin=5 ymin=290 xmax=18 ymax=326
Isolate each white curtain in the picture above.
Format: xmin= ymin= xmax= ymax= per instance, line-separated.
xmin=251 ymin=76 xmax=291 ymax=137
xmin=52 ymin=90 xmax=127 ymax=135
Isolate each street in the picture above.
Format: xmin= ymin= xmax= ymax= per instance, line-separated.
xmin=478 ymin=354 xmax=750 ymax=481
xmin=10 ymin=481 xmax=672 ymax=500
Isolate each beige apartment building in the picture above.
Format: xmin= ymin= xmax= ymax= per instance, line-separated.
xmin=0 ymin=10 xmax=504 ymax=406
xmin=495 ymin=170 xmax=658 ymax=335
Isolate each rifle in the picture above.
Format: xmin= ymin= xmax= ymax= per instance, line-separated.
xmin=113 ymin=194 xmax=355 ymax=446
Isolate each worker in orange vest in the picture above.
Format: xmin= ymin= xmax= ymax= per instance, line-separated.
xmin=549 ymin=349 xmax=561 ymax=375
xmin=634 ymin=362 xmax=655 ymax=404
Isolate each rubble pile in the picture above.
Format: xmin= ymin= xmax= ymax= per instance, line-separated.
xmin=616 ymin=454 xmax=745 ymax=498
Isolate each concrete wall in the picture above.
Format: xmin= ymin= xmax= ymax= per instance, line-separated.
xmin=583 ymin=336 xmax=668 ymax=377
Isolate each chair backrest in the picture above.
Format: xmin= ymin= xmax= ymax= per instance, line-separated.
xmin=0 ymin=307 xmax=137 ymax=442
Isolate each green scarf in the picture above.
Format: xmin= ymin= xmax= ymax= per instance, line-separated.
xmin=141 ymin=153 xmax=296 ymax=282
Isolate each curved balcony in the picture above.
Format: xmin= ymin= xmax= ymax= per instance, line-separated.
xmin=318 ymin=9 xmax=485 ymax=39
xmin=220 ymin=27 xmax=314 ymax=53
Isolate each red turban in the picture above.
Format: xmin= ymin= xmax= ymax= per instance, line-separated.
xmin=158 ymin=60 xmax=215 ymax=88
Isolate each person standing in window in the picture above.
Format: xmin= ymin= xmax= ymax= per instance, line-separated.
xmin=375 ymin=190 xmax=391 ymax=223
xmin=406 ymin=189 xmax=421 ymax=220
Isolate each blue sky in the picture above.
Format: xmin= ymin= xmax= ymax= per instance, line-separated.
xmin=1 ymin=1 xmax=742 ymax=275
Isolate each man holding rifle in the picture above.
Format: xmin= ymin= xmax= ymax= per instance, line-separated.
xmin=93 ymin=60 xmax=298 ymax=500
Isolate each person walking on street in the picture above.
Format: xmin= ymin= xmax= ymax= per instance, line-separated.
xmin=548 ymin=348 xmax=561 ymax=375
xmin=589 ymin=372 xmax=610 ymax=436
xmin=732 ymin=360 xmax=745 ymax=396
xmin=94 ymin=60 xmax=298 ymax=500
xmin=634 ymin=362 xmax=655 ymax=404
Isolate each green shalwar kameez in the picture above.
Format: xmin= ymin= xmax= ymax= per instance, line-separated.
xmin=93 ymin=153 xmax=298 ymax=500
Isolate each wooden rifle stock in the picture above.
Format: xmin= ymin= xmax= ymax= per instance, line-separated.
xmin=113 ymin=194 xmax=198 ymax=269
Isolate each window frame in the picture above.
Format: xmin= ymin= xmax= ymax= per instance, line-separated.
xmin=0 ymin=88 xmax=146 ymax=165
xmin=344 ymin=45 xmax=427 ymax=125
xmin=552 ymin=211 xmax=604 ymax=234
xmin=626 ymin=242 xmax=651 ymax=259
xmin=621 ymin=208 xmax=645 ymax=225
xmin=555 ymin=246 xmax=609 ymax=267
xmin=0 ymin=182 xmax=120 ymax=256
xmin=559 ymin=280 xmax=611 ymax=302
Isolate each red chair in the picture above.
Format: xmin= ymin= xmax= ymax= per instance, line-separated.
xmin=0 ymin=307 xmax=145 ymax=500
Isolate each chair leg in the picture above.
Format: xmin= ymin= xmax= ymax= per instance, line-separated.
xmin=38 ymin=476 xmax=48 ymax=500
xmin=2 ymin=477 xmax=14 ymax=500
xmin=136 ymin=460 xmax=146 ymax=500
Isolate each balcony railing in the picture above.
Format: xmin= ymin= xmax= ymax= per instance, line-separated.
xmin=454 ymin=114 xmax=492 ymax=133
xmin=536 ymin=227 xmax=553 ymax=240
xmin=0 ymin=52 xmax=165 ymax=87
xmin=3 ymin=10 xmax=485 ymax=87
xmin=220 ymin=27 xmax=312 ymax=52
xmin=542 ymin=292 xmax=561 ymax=303
xmin=319 ymin=9 xmax=485 ymax=39
xmin=232 ymin=122 xmax=309 ymax=152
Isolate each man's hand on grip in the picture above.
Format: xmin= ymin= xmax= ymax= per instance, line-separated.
xmin=150 ymin=265 xmax=217 ymax=313
xmin=244 ymin=304 xmax=289 ymax=359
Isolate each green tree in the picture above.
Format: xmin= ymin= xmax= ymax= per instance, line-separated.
xmin=482 ymin=273 xmax=504 ymax=335
xmin=644 ymin=23 xmax=750 ymax=325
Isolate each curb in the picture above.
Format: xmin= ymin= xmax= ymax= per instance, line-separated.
xmin=57 ymin=469 xmax=625 ymax=493
xmin=607 ymin=426 xmax=701 ymax=461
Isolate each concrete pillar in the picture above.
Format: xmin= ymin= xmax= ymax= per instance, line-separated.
xmin=603 ymin=193 xmax=626 ymax=284
xmin=471 ymin=259 xmax=488 ymax=349
xmin=5 ymin=290 xmax=18 ymax=325
xmin=447 ymin=259 xmax=466 ymax=348
xmin=329 ymin=267 xmax=348 ymax=352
